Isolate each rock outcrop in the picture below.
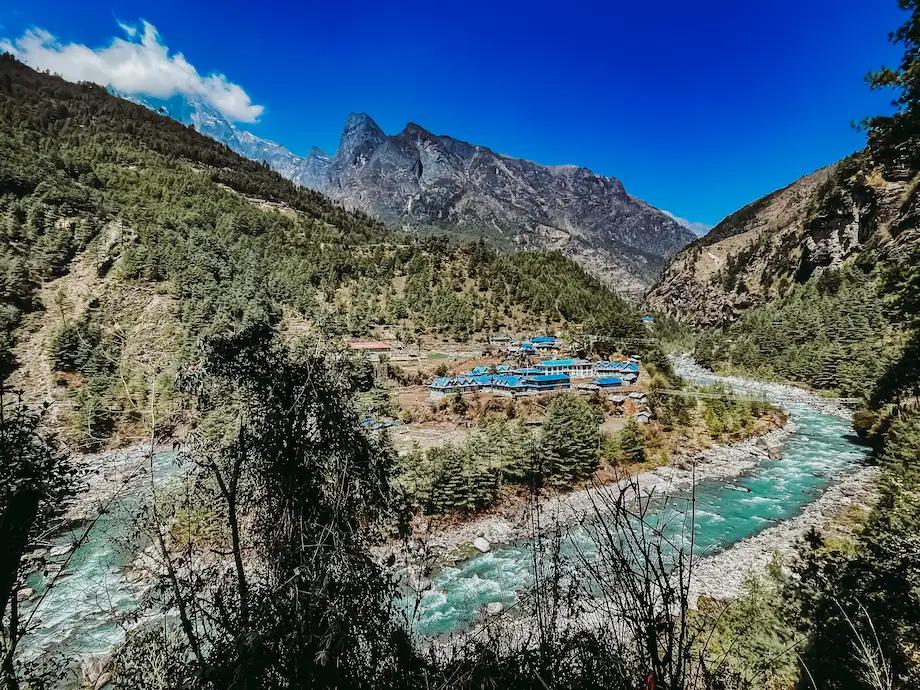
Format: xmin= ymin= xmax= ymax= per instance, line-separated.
xmin=646 ymin=146 xmax=920 ymax=326
xmin=309 ymin=114 xmax=696 ymax=296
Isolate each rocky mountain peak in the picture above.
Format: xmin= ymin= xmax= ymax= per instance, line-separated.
xmin=400 ymin=121 xmax=434 ymax=138
xmin=317 ymin=114 xmax=694 ymax=295
xmin=338 ymin=112 xmax=385 ymax=161
xmin=123 ymin=94 xmax=696 ymax=296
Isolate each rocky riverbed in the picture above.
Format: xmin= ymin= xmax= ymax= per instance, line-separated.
xmin=688 ymin=464 xmax=879 ymax=603
xmin=671 ymin=354 xmax=854 ymax=420
xmin=389 ymin=418 xmax=796 ymax=584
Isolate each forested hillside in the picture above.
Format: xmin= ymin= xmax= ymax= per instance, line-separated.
xmin=676 ymin=5 xmax=920 ymax=686
xmin=693 ymin=261 xmax=910 ymax=397
xmin=650 ymin=0 xmax=920 ymax=401
xmin=0 ymin=54 xmax=642 ymax=448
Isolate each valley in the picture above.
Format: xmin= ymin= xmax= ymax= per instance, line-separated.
xmin=2 ymin=3 xmax=920 ymax=688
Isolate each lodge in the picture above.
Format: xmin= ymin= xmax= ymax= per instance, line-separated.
xmin=428 ymin=372 xmax=571 ymax=400
xmin=537 ymin=358 xmax=594 ymax=378
xmin=428 ymin=355 xmax=641 ymax=399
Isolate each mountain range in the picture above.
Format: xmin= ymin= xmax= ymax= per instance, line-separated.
xmin=120 ymin=92 xmax=697 ymax=295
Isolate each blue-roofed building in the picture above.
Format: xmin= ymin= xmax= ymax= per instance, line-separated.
xmin=537 ymin=358 xmax=593 ymax=379
xmin=491 ymin=375 xmax=528 ymax=392
xmin=593 ymin=376 xmax=624 ymax=388
xmin=468 ymin=366 xmax=492 ymax=376
xmin=514 ymin=367 xmax=543 ymax=376
xmin=593 ymin=360 xmax=640 ymax=377
xmin=527 ymin=373 xmax=571 ymax=392
xmin=531 ymin=336 xmax=560 ymax=351
xmin=510 ymin=340 xmax=539 ymax=355
xmin=496 ymin=364 xmax=513 ymax=373
xmin=429 ymin=375 xmax=482 ymax=399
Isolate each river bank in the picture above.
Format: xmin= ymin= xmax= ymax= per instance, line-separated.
xmin=408 ymin=358 xmax=874 ymax=634
xmin=688 ymin=464 xmax=879 ymax=603
xmin=390 ymin=418 xmax=795 ymax=580
xmin=17 ymin=442 xmax=181 ymax=687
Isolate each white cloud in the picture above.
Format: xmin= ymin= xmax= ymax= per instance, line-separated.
xmin=0 ymin=20 xmax=263 ymax=123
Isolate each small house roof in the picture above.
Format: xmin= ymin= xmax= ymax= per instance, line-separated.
xmin=609 ymin=394 xmax=628 ymax=403
xmin=531 ymin=336 xmax=558 ymax=343
xmin=593 ymin=377 xmax=624 ymax=386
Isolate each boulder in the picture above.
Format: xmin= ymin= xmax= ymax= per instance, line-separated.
xmin=82 ymin=653 xmax=113 ymax=690
xmin=485 ymin=602 xmax=503 ymax=616
xmin=48 ymin=544 xmax=74 ymax=558
xmin=472 ymin=537 xmax=491 ymax=553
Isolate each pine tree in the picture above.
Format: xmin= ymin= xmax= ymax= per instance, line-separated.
xmin=540 ymin=395 xmax=601 ymax=482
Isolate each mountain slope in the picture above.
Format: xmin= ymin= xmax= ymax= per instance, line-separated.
xmin=646 ymin=145 xmax=920 ymax=326
xmin=314 ymin=114 xmax=696 ymax=295
xmin=123 ymin=94 xmax=695 ymax=295
xmin=0 ymin=55 xmax=643 ymax=447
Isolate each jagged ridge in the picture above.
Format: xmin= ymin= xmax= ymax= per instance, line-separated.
xmin=121 ymin=95 xmax=696 ymax=296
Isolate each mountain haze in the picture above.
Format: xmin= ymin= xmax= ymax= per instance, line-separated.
xmin=126 ymin=94 xmax=695 ymax=295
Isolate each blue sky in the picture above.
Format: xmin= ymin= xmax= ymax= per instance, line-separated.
xmin=0 ymin=1 xmax=907 ymax=227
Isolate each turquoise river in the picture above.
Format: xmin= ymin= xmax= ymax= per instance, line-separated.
xmin=409 ymin=365 xmax=872 ymax=635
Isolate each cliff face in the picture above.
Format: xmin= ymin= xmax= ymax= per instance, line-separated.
xmin=646 ymin=147 xmax=920 ymax=327
xmin=307 ymin=114 xmax=695 ymax=296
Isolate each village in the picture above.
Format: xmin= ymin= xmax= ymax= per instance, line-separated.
xmin=346 ymin=332 xmax=656 ymax=455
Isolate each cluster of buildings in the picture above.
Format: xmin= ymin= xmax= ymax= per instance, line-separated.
xmin=505 ymin=335 xmax=562 ymax=356
xmin=429 ymin=357 xmax=641 ymax=400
